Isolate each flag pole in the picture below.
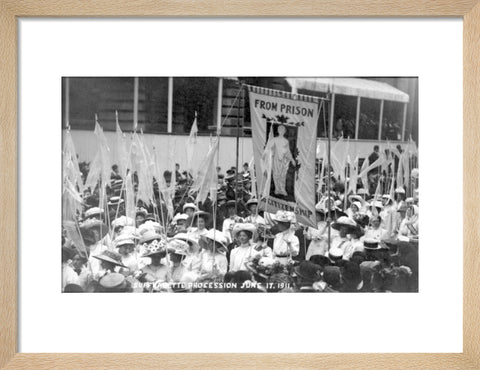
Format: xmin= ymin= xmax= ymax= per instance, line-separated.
xmin=234 ymin=84 xmax=242 ymax=216
xmin=327 ymin=92 xmax=333 ymax=250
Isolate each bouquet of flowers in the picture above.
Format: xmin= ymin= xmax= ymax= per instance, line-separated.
xmin=247 ymin=255 xmax=285 ymax=278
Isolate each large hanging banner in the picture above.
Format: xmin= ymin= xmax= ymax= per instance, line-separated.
xmin=248 ymin=86 xmax=320 ymax=227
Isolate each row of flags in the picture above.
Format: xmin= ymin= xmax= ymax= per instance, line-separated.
xmin=62 ymin=113 xmax=214 ymax=226
xmin=63 ymin=113 xmax=418 ymax=228
xmin=316 ymin=136 xmax=418 ymax=196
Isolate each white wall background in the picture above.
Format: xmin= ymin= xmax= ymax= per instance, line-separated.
xmin=68 ymin=129 xmax=408 ymax=170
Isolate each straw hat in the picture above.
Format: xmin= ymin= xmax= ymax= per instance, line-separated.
xmin=139 ymin=230 xmax=163 ymax=244
xmin=204 ymin=229 xmax=228 ymax=249
xmin=135 ymin=207 xmax=148 ymax=217
xmin=111 ymin=216 xmax=135 ymax=229
xmin=232 ymin=223 xmax=257 ymax=238
xmin=183 ymin=203 xmax=198 ymax=212
xmin=191 ymin=211 xmax=212 ymax=223
xmin=246 ymin=198 xmax=259 ymax=207
xmin=79 ymin=219 xmax=109 ymax=242
xmin=138 ymin=221 xmax=163 ymax=236
xmin=328 ymin=247 xmax=344 ymax=261
xmin=107 ymin=196 xmax=124 ymax=207
xmin=171 ymin=232 xmax=200 ymax=254
xmin=167 ymin=239 xmax=189 ymax=256
xmin=331 ymin=216 xmax=359 ymax=232
xmin=272 ymin=210 xmax=295 ymax=223
xmin=369 ymin=200 xmax=384 ymax=209
xmin=357 ymin=188 xmax=368 ymax=195
xmin=93 ymin=250 xmax=126 ymax=268
xmin=172 ymin=213 xmax=189 ymax=224
xmin=114 ymin=233 xmax=136 ymax=248
xmin=363 ymin=238 xmax=382 ymax=250
xmin=225 ymin=200 xmax=237 ymax=209
xmin=99 ymin=272 xmax=127 ymax=290
xmin=84 ymin=207 xmax=104 ymax=219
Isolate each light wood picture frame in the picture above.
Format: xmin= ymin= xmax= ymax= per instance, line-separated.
xmin=1 ymin=1 xmax=479 ymax=368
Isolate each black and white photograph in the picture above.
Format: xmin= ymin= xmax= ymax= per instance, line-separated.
xmin=62 ymin=76 xmax=419 ymax=293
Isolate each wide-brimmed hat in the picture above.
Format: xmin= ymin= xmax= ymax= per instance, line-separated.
xmin=139 ymin=229 xmax=164 ymax=244
xmin=369 ymin=200 xmax=384 ymax=209
xmin=328 ymin=247 xmax=344 ymax=261
xmin=246 ymin=198 xmax=259 ymax=207
xmin=331 ymin=216 xmax=359 ymax=232
xmin=142 ymin=237 xmax=168 ymax=257
xmin=171 ymin=232 xmax=200 ymax=254
xmin=111 ymin=216 xmax=135 ymax=229
xmin=225 ymin=200 xmax=237 ymax=209
xmin=135 ymin=207 xmax=148 ymax=217
xmin=204 ymin=229 xmax=228 ymax=250
xmin=272 ymin=210 xmax=295 ymax=223
xmin=348 ymin=194 xmax=365 ymax=205
xmin=232 ymin=223 xmax=257 ymax=238
xmin=191 ymin=211 xmax=212 ymax=223
xmin=294 ymin=261 xmax=322 ymax=282
xmin=363 ymin=238 xmax=382 ymax=250
xmin=172 ymin=213 xmax=189 ymax=224
xmin=382 ymin=194 xmax=394 ymax=204
xmin=167 ymin=239 xmax=189 ymax=256
xmin=79 ymin=219 xmax=109 ymax=243
xmin=183 ymin=203 xmax=198 ymax=212
xmin=395 ymin=187 xmax=406 ymax=194
xmin=114 ymin=233 xmax=136 ymax=248
xmin=137 ymin=221 xmax=163 ymax=236
xmin=99 ymin=272 xmax=127 ymax=290
xmin=84 ymin=207 xmax=104 ymax=219
xmin=107 ymin=196 xmax=124 ymax=207
xmin=357 ymin=188 xmax=368 ymax=195
xmin=93 ymin=250 xmax=126 ymax=268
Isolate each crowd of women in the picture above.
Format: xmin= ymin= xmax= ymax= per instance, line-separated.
xmin=62 ymin=163 xmax=419 ymax=293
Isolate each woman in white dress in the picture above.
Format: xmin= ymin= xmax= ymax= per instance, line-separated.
xmin=197 ymin=229 xmax=229 ymax=277
xmin=187 ymin=211 xmax=210 ymax=242
xmin=244 ymin=198 xmax=265 ymax=226
xmin=229 ymin=223 xmax=259 ymax=272
xmin=398 ymin=205 xmax=419 ymax=240
xmin=138 ymin=232 xmax=169 ymax=287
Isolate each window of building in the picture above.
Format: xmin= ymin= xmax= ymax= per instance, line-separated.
xmin=172 ymin=77 xmax=218 ymax=134
xmin=358 ymin=97 xmax=380 ymax=140
xmin=138 ymin=77 xmax=169 ymax=134
xmin=333 ymin=94 xmax=357 ymax=139
xmin=67 ymin=77 xmax=135 ymax=131
xmin=221 ymin=78 xmax=249 ymax=136
xmin=381 ymin=100 xmax=404 ymax=141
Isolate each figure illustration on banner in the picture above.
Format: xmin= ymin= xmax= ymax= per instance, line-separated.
xmin=262 ymin=116 xmax=301 ymax=202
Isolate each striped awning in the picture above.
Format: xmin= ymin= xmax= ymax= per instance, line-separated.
xmin=286 ymin=77 xmax=410 ymax=103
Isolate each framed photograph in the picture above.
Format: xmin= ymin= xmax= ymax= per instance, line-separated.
xmin=1 ymin=1 xmax=479 ymax=368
